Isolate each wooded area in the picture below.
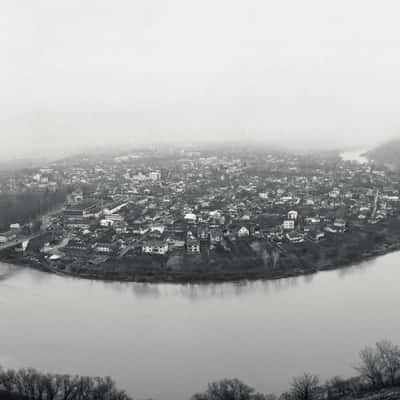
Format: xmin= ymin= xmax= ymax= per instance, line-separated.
xmin=0 ymin=189 xmax=68 ymax=231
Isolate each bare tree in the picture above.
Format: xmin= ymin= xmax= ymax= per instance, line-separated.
xmin=325 ymin=376 xmax=350 ymax=398
xmin=252 ymin=395 xmax=277 ymax=400
xmin=290 ymin=373 xmax=319 ymax=400
xmin=0 ymin=367 xmax=132 ymax=400
xmin=192 ymin=379 xmax=259 ymax=400
xmin=355 ymin=346 xmax=384 ymax=387
xmin=376 ymin=340 xmax=400 ymax=386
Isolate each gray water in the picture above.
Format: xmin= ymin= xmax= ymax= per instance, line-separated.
xmin=340 ymin=149 xmax=368 ymax=163
xmin=1 ymin=254 xmax=400 ymax=400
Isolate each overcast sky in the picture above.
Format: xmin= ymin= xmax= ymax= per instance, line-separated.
xmin=2 ymin=0 xmax=400 ymax=159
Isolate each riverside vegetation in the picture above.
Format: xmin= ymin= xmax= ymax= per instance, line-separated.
xmin=1 ymin=340 xmax=400 ymax=400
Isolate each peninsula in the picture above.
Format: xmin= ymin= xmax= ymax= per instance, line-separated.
xmin=1 ymin=144 xmax=400 ymax=283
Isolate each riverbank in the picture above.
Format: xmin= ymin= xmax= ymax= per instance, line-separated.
xmin=4 ymin=234 xmax=400 ymax=284
xmin=3 ymin=218 xmax=400 ymax=284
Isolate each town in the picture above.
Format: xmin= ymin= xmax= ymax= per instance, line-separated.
xmin=1 ymin=146 xmax=400 ymax=282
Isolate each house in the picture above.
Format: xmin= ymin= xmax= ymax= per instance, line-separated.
xmin=186 ymin=237 xmax=201 ymax=254
xmin=105 ymin=213 xmax=124 ymax=222
xmin=283 ymin=219 xmax=295 ymax=230
xmin=65 ymin=239 xmax=88 ymax=252
xmin=324 ymin=226 xmax=338 ymax=234
xmin=100 ymin=219 xmax=114 ymax=227
xmin=198 ymin=227 xmax=209 ymax=240
xmin=142 ymin=241 xmax=169 ymax=255
xmin=329 ymin=189 xmax=340 ymax=198
xmin=184 ymin=213 xmax=197 ymax=223
xmin=114 ymin=221 xmax=128 ymax=234
xmin=286 ymin=231 xmax=304 ymax=243
xmin=287 ymin=210 xmax=298 ymax=220
xmin=305 ymin=216 xmax=320 ymax=225
xmin=150 ymin=225 xmax=165 ymax=234
xmin=149 ymin=171 xmax=161 ymax=181
xmin=10 ymin=223 xmax=21 ymax=233
xmin=210 ymin=228 xmax=223 ymax=244
xmin=64 ymin=201 xmax=98 ymax=219
xmin=333 ymin=218 xmax=346 ymax=232
xmin=0 ymin=231 xmax=16 ymax=243
xmin=237 ymin=226 xmax=250 ymax=238
xmin=309 ymin=230 xmax=325 ymax=242
xmin=94 ymin=242 xmax=115 ymax=254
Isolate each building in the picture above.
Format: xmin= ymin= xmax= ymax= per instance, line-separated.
xmin=184 ymin=213 xmax=197 ymax=223
xmin=150 ymin=225 xmax=165 ymax=234
xmin=142 ymin=241 xmax=169 ymax=255
xmin=283 ymin=219 xmax=295 ymax=230
xmin=0 ymin=231 xmax=16 ymax=244
xmin=186 ymin=237 xmax=200 ymax=254
xmin=94 ymin=242 xmax=114 ymax=254
xmin=237 ymin=226 xmax=250 ymax=238
xmin=149 ymin=171 xmax=161 ymax=181
xmin=333 ymin=219 xmax=346 ymax=231
xmin=64 ymin=201 xmax=98 ymax=219
xmin=10 ymin=223 xmax=21 ymax=233
xmin=286 ymin=231 xmax=304 ymax=243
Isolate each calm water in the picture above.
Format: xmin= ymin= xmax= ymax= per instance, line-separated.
xmin=1 ymin=254 xmax=400 ymax=400
xmin=340 ymin=149 xmax=368 ymax=163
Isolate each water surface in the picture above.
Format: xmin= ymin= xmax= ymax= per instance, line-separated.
xmin=1 ymin=254 xmax=399 ymax=400
xmin=340 ymin=149 xmax=368 ymax=163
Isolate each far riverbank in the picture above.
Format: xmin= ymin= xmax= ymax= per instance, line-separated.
xmin=2 ymin=231 xmax=400 ymax=284
xmin=3 ymin=216 xmax=400 ymax=284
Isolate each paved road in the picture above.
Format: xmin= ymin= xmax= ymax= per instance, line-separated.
xmin=0 ymin=234 xmax=41 ymax=252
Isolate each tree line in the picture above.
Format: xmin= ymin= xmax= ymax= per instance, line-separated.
xmin=0 ymin=189 xmax=68 ymax=232
xmin=1 ymin=340 xmax=400 ymax=400
xmin=0 ymin=369 xmax=131 ymax=400
xmin=193 ymin=340 xmax=400 ymax=400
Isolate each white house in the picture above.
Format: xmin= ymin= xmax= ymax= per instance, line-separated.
xmin=333 ymin=219 xmax=346 ymax=230
xmin=184 ymin=213 xmax=197 ymax=223
xmin=100 ymin=219 xmax=114 ymax=227
xmin=142 ymin=241 xmax=169 ymax=255
xmin=237 ymin=226 xmax=250 ymax=237
xmin=287 ymin=210 xmax=298 ymax=220
xmin=283 ymin=219 xmax=295 ymax=230
xmin=286 ymin=231 xmax=304 ymax=243
xmin=150 ymin=225 xmax=165 ymax=234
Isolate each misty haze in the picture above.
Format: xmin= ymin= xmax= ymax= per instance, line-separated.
xmin=2 ymin=1 xmax=400 ymax=400
xmin=3 ymin=0 xmax=400 ymax=159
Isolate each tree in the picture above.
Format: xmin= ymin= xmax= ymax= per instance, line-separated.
xmin=192 ymin=379 xmax=258 ymax=400
xmin=253 ymin=394 xmax=277 ymax=400
xmin=0 ymin=367 xmax=132 ymax=400
xmin=290 ymin=373 xmax=319 ymax=400
xmin=376 ymin=340 xmax=400 ymax=386
xmin=355 ymin=346 xmax=384 ymax=387
xmin=325 ymin=376 xmax=351 ymax=398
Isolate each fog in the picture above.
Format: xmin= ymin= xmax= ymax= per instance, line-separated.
xmin=2 ymin=0 xmax=400 ymax=159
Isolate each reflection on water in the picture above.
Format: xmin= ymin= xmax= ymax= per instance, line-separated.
xmin=126 ymin=277 xmax=305 ymax=300
xmin=336 ymin=262 xmax=374 ymax=278
xmin=0 ymin=262 xmax=19 ymax=281
xmin=1 ymin=252 xmax=400 ymax=400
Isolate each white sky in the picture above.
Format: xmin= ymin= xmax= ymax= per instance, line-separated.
xmin=2 ymin=0 xmax=400 ymax=158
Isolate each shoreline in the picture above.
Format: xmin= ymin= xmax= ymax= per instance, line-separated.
xmin=2 ymin=240 xmax=399 ymax=285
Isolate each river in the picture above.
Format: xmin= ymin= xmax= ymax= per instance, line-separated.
xmin=340 ymin=149 xmax=369 ymax=163
xmin=1 ymin=254 xmax=400 ymax=400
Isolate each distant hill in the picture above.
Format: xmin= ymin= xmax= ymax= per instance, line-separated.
xmin=367 ymin=137 xmax=400 ymax=168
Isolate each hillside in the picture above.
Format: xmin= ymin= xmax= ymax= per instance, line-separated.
xmin=344 ymin=388 xmax=400 ymax=399
xmin=367 ymin=138 xmax=400 ymax=168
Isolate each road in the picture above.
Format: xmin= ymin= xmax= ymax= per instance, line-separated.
xmin=0 ymin=233 xmax=41 ymax=252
